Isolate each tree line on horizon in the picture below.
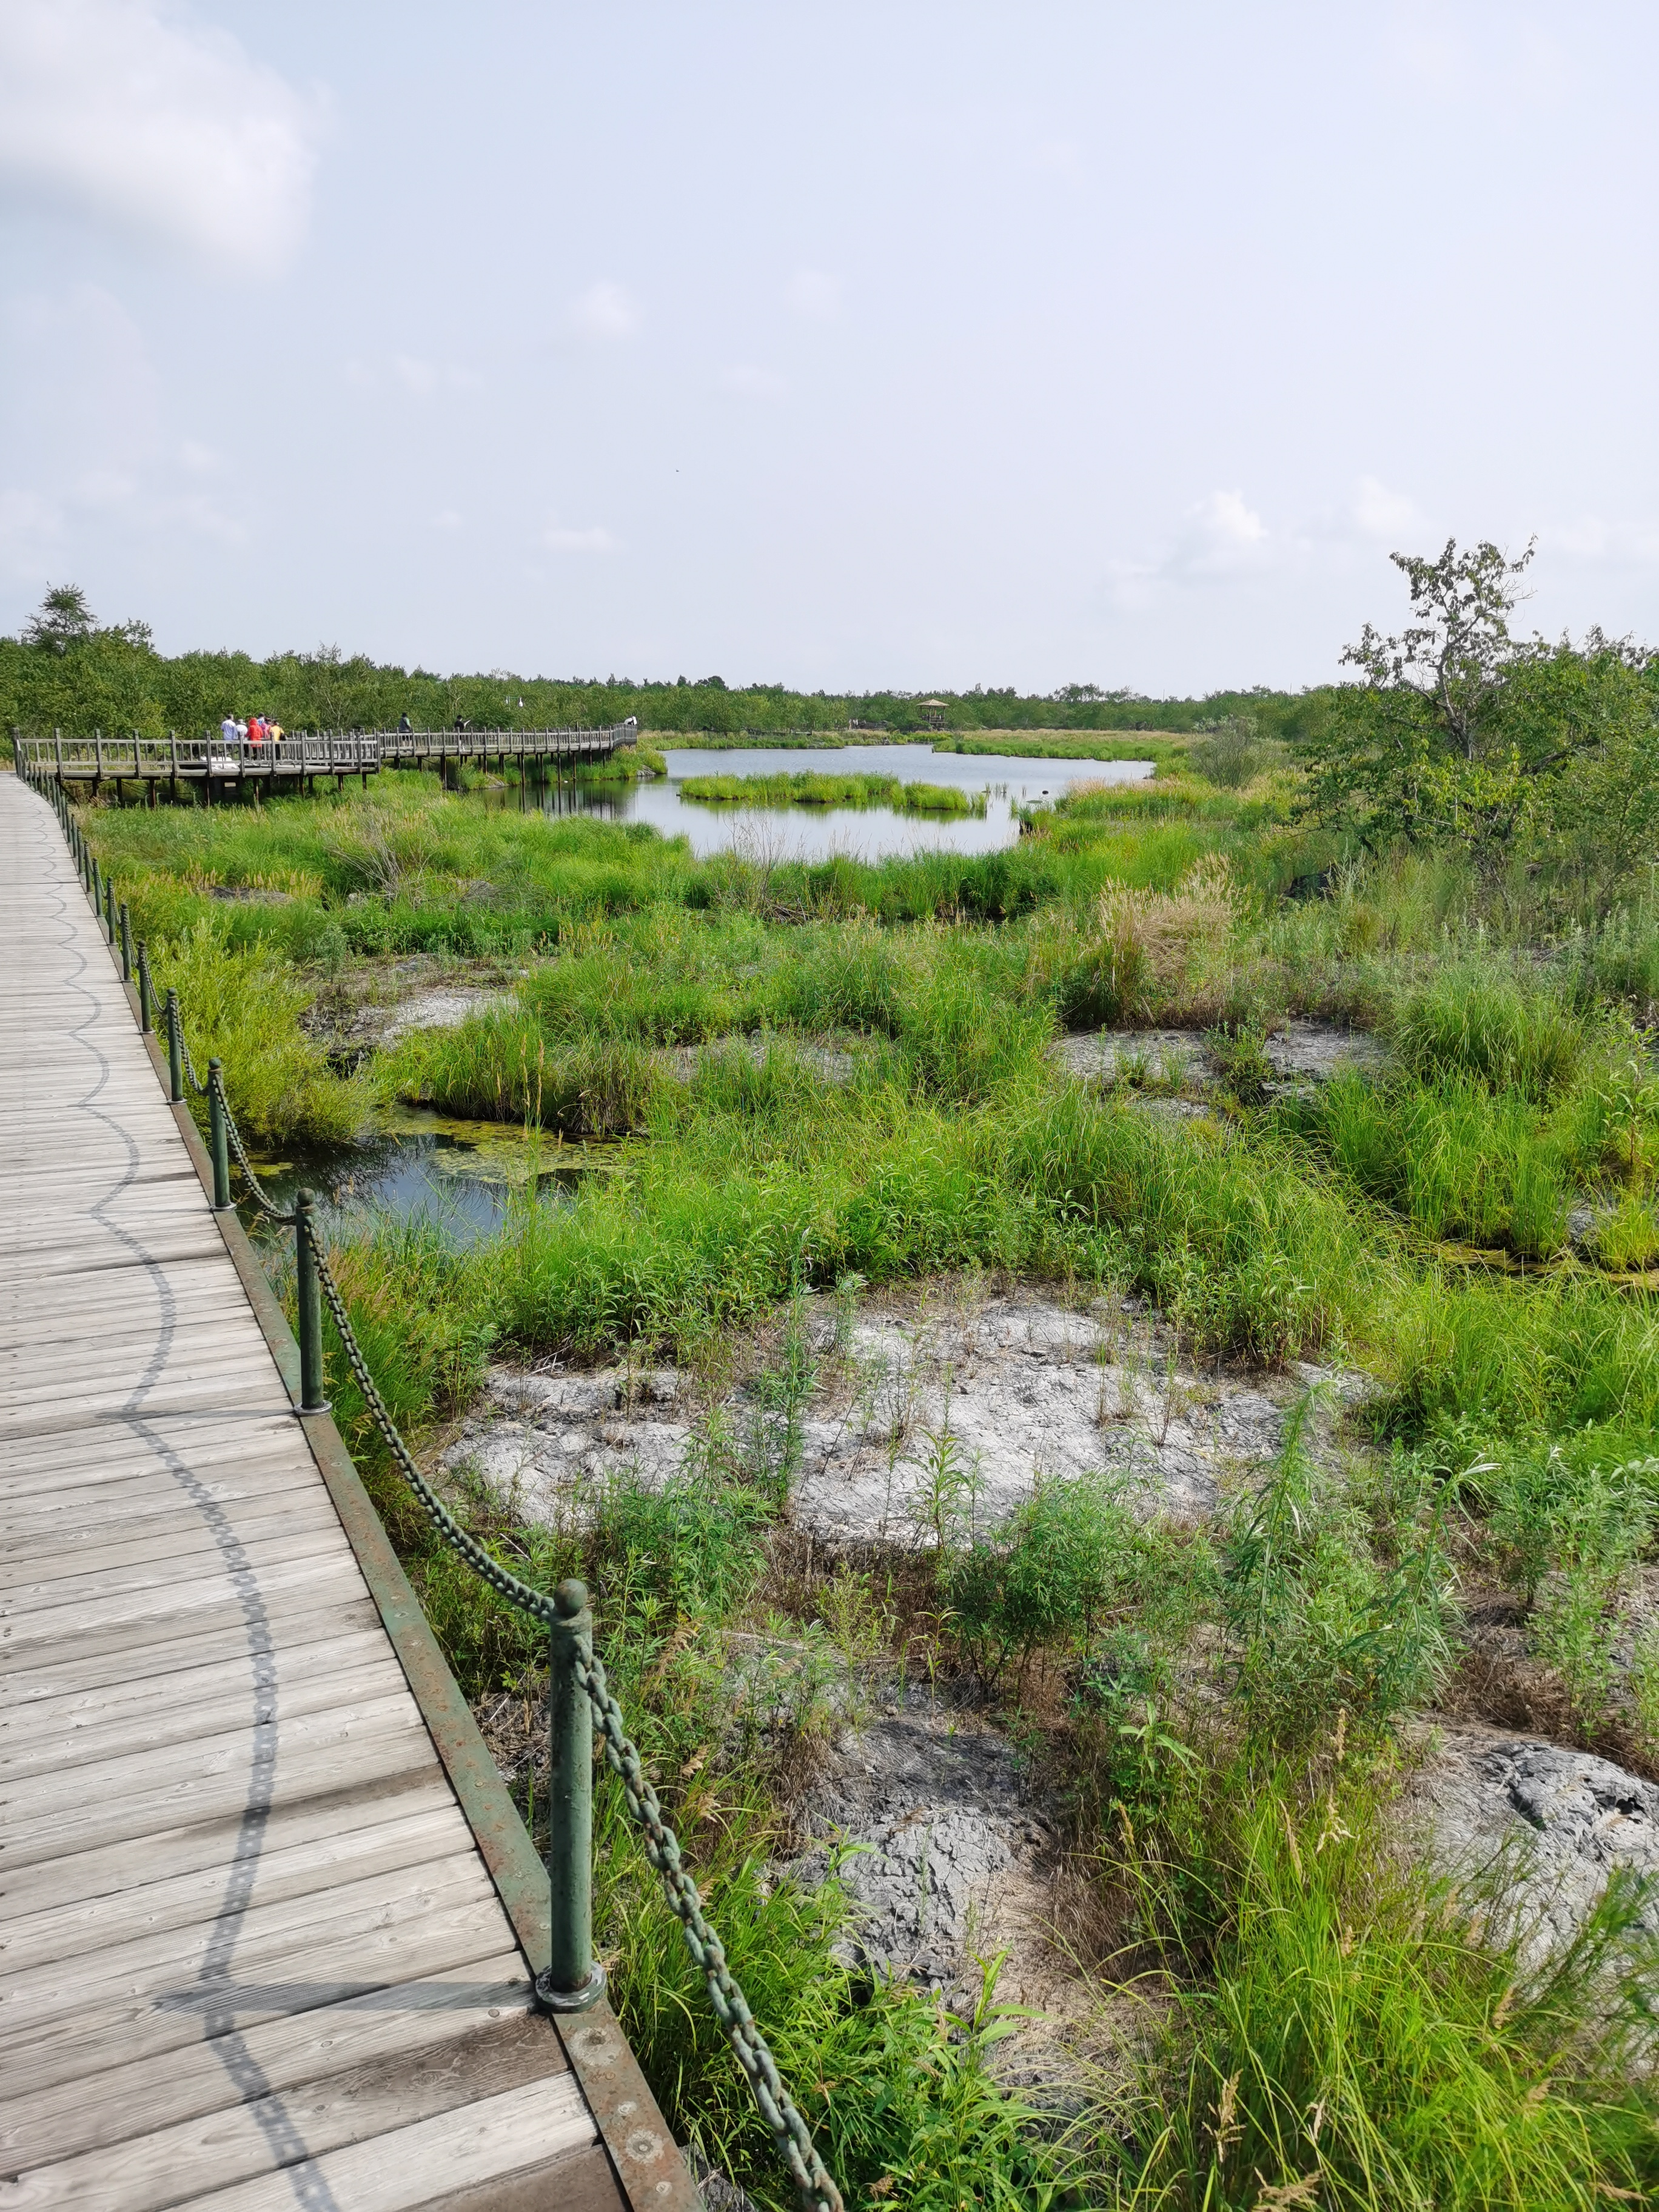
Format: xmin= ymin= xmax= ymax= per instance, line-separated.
xmin=0 ymin=583 xmax=1316 ymax=743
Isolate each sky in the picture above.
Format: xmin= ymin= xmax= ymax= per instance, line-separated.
xmin=0 ymin=1 xmax=1656 ymax=695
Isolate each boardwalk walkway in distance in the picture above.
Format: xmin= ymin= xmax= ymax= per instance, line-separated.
xmin=0 ymin=768 xmax=683 ymax=2210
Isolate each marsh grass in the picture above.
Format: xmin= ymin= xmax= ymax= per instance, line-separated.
xmin=1090 ymin=1770 xmax=1659 ymax=2210
xmin=82 ymin=743 xmax=1659 ymax=2208
xmin=679 ymin=768 xmax=985 ymax=815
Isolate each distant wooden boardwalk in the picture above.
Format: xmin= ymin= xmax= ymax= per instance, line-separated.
xmin=12 ymin=719 xmax=637 ymax=799
xmin=0 ymin=770 xmax=669 ymax=2209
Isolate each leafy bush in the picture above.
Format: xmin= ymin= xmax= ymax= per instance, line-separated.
xmin=947 ymin=1475 xmax=1145 ymax=1688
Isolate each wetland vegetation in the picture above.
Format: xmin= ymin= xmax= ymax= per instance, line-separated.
xmin=37 ymin=545 xmax=1659 ymax=2208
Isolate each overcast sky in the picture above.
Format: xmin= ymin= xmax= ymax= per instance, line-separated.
xmin=0 ymin=2 xmax=1655 ymax=694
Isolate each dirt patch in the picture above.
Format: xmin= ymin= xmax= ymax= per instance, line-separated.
xmin=443 ymin=1285 xmax=1366 ymax=1543
xmin=1053 ymin=1017 xmax=1394 ymax=1100
xmin=302 ymin=956 xmax=522 ymax=1054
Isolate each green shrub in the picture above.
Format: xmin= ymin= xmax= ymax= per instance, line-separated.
xmin=1097 ymin=1773 xmax=1659 ymax=2210
xmin=947 ymin=1475 xmax=1147 ymax=1688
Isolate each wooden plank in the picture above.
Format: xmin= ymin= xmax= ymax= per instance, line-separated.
xmin=0 ymin=1549 xmax=371 ymax=1669
xmin=0 ymin=1465 xmax=332 ymax=1551
xmin=0 ymin=1760 xmax=450 ymax=1920
xmin=0 ymin=1947 xmax=530 ymax=2173
xmin=0 ymin=1518 xmax=354 ymax=1615
xmin=2 ymin=2004 xmax=572 ymax=2212
xmin=0 ymin=1648 xmax=407 ymax=1780
xmin=1 ymin=1691 xmax=434 ymax=1863
xmin=0 ymin=1849 xmax=497 ymax=2050
xmin=0 ymin=1416 xmax=306 ymax=1489
xmin=2 ymin=1329 xmax=272 ymax=1389
xmin=170 ymin=2077 xmax=595 ymax=2212
xmin=0 ymin=1592 xmax=381 ymax=1704
xmin=1 ymin=1881 xmax=519 ymax=2099
xmin=0 ymin=1622 xmax=387 ymax=1752
xmin=1 ymin=1794 xmax=468 ymax=1973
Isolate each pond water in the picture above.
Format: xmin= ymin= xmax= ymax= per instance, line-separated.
xmin=242 ymin=1109 xmax=611 ymax=1244
xmin=496 ymin=742 xmax=1153 ymax=861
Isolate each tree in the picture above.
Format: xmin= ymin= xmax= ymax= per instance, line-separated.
xmin=1301 ymin=538 xmax=1543 ymax=846
xmin=1343 ymin=537 xmax=1538 ymax=759
xmin=1300 ymin=538 xmax=1659 ymax=874
xmin=23 ymin=583 xmax=95 ymax=654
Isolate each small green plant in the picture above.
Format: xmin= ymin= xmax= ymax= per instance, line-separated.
xmin=742 ymin=1285 xmax=817 ymax=1509
xmin=945 ymin=1474 xmax=1144 ymax=1690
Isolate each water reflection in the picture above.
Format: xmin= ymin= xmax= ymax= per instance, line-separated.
xmin=242 ymin=1110 xmax=611 ymax=1244
xmin=485 ymin=742 xmax=1153 ymax=861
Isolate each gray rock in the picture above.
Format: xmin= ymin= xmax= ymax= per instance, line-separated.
xmin=1410 ymin=1723 xmax=1659 ymax=1962
xmin=790 ymin=1701 xmax=1045 ymax=1994
xmin=1051 ymin=1017 xmax=1393 ymax=1101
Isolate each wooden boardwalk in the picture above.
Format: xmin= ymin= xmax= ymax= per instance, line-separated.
xmin=0 ymin=771 xmax=677 ymax=2210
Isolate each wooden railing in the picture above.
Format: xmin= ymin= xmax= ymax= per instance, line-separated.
xmin=11 ymin=719 xmax=637 ymax=785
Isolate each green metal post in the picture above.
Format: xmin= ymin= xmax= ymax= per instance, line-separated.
xmin=166 ymin=988 xmax=184 ymax=1102
xmin=138 ymin=943 xmax=153 ymax=1033
xmin=104 ymin=874 xmax=116 ymax=943
xmin=208 ymin=1061 xmax=232 ymax=1210
xmin=534 ymin=1578 xmax=604 ymax=2014
xmin=119 ymin=902 xmax=132 ymax=982
xmin=295 ymin=1191 xmax=330 ymax=1413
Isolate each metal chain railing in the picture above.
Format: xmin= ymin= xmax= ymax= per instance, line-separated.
xmin=22 ymin=752 xmax=843 ymax=2212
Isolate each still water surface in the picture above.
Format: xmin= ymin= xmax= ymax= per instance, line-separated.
xmin=497 ymin=742 xmax=1153 ymax=861
xmin=244 ymin=1110 xmax=609 ymax=1244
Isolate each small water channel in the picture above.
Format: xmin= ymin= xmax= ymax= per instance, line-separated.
xmin=242 ymin=1109 xmax=611 ymax=1244
xmin=491 ymin=742 xmax=1153 ymax=861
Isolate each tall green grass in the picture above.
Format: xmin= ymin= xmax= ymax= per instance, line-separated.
xmin=1094 ymin=1772 xmax=1658 ymax=2210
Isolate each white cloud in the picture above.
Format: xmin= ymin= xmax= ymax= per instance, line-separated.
xmin=0 ymin=0 xmax=320 ymax=273
xmin=390 ymin=354 xmax=480 ymax=397
xmin=1350 ymin=475 xmax=1419 ymax=539
xmin=1181 ymin=489 xmax=1268 ymax=573
xmin=543 ymin=521 xmax=618 ymax=553
xmin=784 ymin=268 xmax=841 ymax=321
xmin=719 ymin=363 xmax=787 ymax=400
xmin=433 ymin=508 xmax=463 ymax=531
xmin=569 ymin=280 xmax=640 ymax=341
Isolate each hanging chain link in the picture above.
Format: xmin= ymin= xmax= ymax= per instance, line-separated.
xmin=211 ymin=1065 xmax=297 ymax=1225
xmin=51 ymin=781 xmax=845 ymax=2212
xmin=301 ymin=1215 xmax=842 ymax=2212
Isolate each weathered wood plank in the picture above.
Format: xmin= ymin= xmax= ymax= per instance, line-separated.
xmin=0 ymin=1761 xmax=450 ymax=1922
xmin=0 ymin=1548 xmax=369 ymax=1668
xmin=0 ymin=1517 xmax=354 ymax=1614
xmin=0 ymin=1647 xmax=406 ymax=1779
xmin=1 ymin=1796 xmax=467 ymax=1974
xmin=1 ymin=1880 xmax=518 ymax=2097
xmin=169 ymin=2077 xmax=595 ymax=2212
xmin=1 ymin=2003 xmax=571 ymax=2212
xmin=0 ymin=1623 xmax=388 ymax=1755
xmin=0 ymin=1593 xmax=382 ymax=1708
xmin=1 ymin=1691 xmax=435 ymax=1864
xmin=0 ymin=1946 xmax=530 ymax=2169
